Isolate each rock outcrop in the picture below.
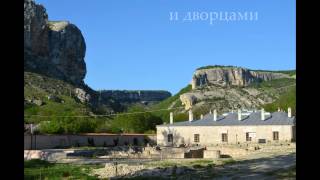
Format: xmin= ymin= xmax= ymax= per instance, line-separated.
xmin=176 ymin=66 xmax=296 ymax=111
xmin=24 ymin=0 xmax=171 ymax=114
xmin=180 ymin=94 xmax=197 ymax=110
xmin=24 ymin=0 xmax=86 ymax=86
xmin=191 ymin=67 xmax=290 ymax=89
xmin=74 ymin=88 xmax=91 ymax=103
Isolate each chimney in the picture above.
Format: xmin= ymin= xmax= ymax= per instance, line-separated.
xmin=189 ymin=109 xmax=193 ymax=122
xmin=170 ymin=112 xmax=173 ymax=124
xmin=261 ymin=108 xmax=265 ymax=120
xmin=200 ymin=114 xmax=204 ymax=119
xmin=288 ymin=107 xmax=292 ymax=118
xmin=238 ymin=109 xmax=242 ymax=121
xmin=213 ymin=109 xmax=217 ymax=121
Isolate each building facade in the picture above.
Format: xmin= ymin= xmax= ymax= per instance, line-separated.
xmin=156 ymin=108 xmax=295 ymax=147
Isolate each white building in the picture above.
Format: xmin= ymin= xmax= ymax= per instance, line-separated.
xmin=156 ymin=108 xmax=296 ymax=147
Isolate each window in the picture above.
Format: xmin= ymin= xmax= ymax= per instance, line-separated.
xmin=222 ymin=133 xmax=228 ymax=142
xmin=246 ymin=132 xmax=256 ymax=142
xmin=246 ymin=132 xmax=252 ymax=141
xmin=167 ymin=134 xmax=173 ymax=143
xmin=273 ymin=131 xmax=279 ymax=141
xmin=194 ymin=134 xmax=200 ymax=143
xmin=258 ymin=139 xmax=266 ymax=143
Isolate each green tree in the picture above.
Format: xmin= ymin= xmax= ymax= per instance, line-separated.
xmin=264 ymin=86 xmax=296 ymax=115
xmin=39 ymin=117 xmax=97 ymax=134
xmin=110 ymin=105 xmax=163 ymax=133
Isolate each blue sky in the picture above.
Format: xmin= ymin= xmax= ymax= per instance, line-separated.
xmin=36 ymin=0 xmax=295 ymax=94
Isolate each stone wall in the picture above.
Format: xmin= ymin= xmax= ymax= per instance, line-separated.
xmin=203 ymin=150 xmax=221 ymax=159
xmin=24 ymin=134 xmax=156 ymax=150
xmin=156 ymin=125 xmax=294 ymax=147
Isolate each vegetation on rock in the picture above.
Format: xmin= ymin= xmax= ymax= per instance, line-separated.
xmin=196 ymin=65 xmax=237 ymax=70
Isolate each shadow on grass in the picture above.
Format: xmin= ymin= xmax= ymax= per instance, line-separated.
xmin=24 ymin=159 xmax=53 ymax=168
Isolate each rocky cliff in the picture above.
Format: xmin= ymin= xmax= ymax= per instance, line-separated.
xmin=177 ymin=66 xmax=296 ymax=113
xmin=24 ymin=0 xmax=86 ymax=86
xmin=24 ymin=0 xmax=171 ymax=115
xmin=100 ymin=90 xmax=171 ymax=105
xmin=191 ymin=66 xmax=290 ymax=89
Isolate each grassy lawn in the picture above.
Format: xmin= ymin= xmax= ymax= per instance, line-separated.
xmin=24 ymin=159 xmax=102 ymax=180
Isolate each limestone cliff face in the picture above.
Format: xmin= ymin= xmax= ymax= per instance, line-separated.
xmin=100 ymin=90 xmax=171 ymax=104
xmin=178 ymin=66 xmax=295 ymax=111
xmin=24 ymin=0 xmax=170 ymax=113
xmin=192 ymin=67 xmax=290 ymax=89
xmin=24 ymin=0 xmax=86 ymax=86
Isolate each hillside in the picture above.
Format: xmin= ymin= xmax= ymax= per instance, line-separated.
xmin=24 ymin=0 xmax=124 ymax=118
xmin=24 ymin=72 xmax=119 ymax=123
xmin=151 ymin=66 xmax=296 ymax=122
xmin=263 ymin=85 xmax=296 ymax=115
xmin=149 ymin=85 xmax=192 ymax=123
xmin=24 ymin=1 xmax=295 ymax=134
xmin=24 ymin=0 xmax=171 ymax=134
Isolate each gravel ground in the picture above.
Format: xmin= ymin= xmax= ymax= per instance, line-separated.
xmin=57 ymin=145 xmax=296 ymax=179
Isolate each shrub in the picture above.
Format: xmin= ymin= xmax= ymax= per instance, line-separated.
xmin=264 ymin=86 xmax=296 ymax=115
xmin=113 ymin=138 xmax=119 ymax=146
xmin=87 ymin=138 xmax=95 ymax=147
xmin=110 ymin=106 xmax=163 ymax=133
xmin=38 ymin=117 xmax=97 ymax=134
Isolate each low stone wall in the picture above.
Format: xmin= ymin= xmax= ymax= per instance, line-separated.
xmin=204 ymin=143 xmax=296 ymax=158
xmin=24 ymin=149 xmax=74 ymax=161
xmin=206 ymin=146 xmax=249 ymax=157
xmin=203 ymin=150 xmax=220 ymax=159
xmin=24 ymin=134 xmax=156 ymax=150
xmin=24 ymin=150 xmax=43 ymax=160
xmin=93 ymin=163 xmax=146 ymax=178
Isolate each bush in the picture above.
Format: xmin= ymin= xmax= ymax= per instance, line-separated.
xmin=87 ymin=138 xmax=95 ymax=147
xmin=39 ymin=117 xmax=97 ymax=134
xmin=110 ymin=106 xmax=163 ymax=133
xmin=113 ymin=138 xmax=119 ymax=146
